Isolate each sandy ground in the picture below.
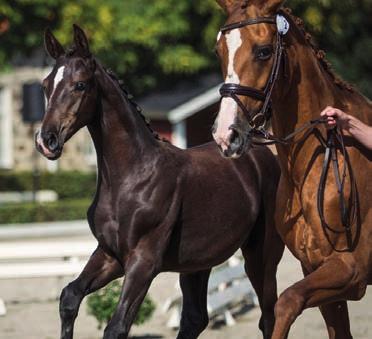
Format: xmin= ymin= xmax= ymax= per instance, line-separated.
xmin=0 ymin=248 xmax=371 ymax=339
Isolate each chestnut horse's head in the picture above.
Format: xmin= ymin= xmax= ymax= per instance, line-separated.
xmin=213 ymin=0 xmax=287 ymax=157
xmin=36 ymin=25 xmax=97 ymax=160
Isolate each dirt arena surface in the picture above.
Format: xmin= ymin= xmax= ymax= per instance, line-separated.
xmin=1 ymin=248 xmax=371 ymax=339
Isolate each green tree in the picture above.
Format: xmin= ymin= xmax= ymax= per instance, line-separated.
xmin=0 ymin=0 xmax=224 ymax=94
xmin=290 ymin=0 xmax=372 ymax=97
xmin=1 ymin=1 xmax=372 ymax=97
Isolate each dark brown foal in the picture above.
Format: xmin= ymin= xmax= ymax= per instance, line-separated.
xmin=36 ymin=25 xmax=284 ymax=339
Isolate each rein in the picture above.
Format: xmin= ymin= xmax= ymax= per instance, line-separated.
xmin=219 ymin=14 xmax=358 ymax=252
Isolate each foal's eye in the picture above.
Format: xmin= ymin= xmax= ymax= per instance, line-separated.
xmin=255 ymin=46 xmax=273 ymax=60
xmin=74 ymin=82 xmax=86 ymax=91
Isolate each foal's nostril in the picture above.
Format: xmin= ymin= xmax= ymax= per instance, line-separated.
xmin=46 ymin=133 xmax=59 ymax=152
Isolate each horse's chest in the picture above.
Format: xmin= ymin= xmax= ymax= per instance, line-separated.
xmin=88 ymin=201 xmax=123 ymax=258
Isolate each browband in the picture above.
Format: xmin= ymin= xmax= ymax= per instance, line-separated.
xmin=220 ymin=16 xmax=277 ymax=34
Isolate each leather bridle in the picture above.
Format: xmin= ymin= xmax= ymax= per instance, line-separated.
xmin=218 ymin=14 xmax=358 ymax=252
xmin=219 ymin=15 xmax=285 ymax=131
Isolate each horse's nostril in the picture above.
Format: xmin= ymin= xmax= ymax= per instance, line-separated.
xmin=46 ymin=133 xmax=59 ymax=152
xmin=229 ymin=129 xmax=240 ymax=146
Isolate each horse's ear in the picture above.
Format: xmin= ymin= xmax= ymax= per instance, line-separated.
xmin=73 ymin=24 xmax=90 ymax=57
xmin=216 ymin=0 xmax=236 ymax=14
xmin=264 ymin=0 xmax=285 ymax=14
xmin=44 ymin=28 xmax=65 ymax=59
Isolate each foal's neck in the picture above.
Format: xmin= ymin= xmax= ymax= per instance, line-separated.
xmin=88 ymin=63 xmax=159 ymax=179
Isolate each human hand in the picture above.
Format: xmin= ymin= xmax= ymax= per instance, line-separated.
xmin=320 ymin=106 xmax=349 ymax=129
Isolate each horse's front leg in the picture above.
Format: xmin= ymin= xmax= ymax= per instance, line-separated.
xmin=301 ymin=264 xmax=353 ymax=339
xmin=272 ymin=255 xmax=363 ymax=339
xmin=102 ymin=251 xmax=157 ymax=339
xmin=60 ymin=246 xmax=123 ymax=339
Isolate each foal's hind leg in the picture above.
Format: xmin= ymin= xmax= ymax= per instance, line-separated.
xmin=60 ymin=246 xmax=123 ymax=339
xmin=241 ymin=210 xmax=284 ymax=339
xmin=176 ymin=269 xmax=211 ymax=339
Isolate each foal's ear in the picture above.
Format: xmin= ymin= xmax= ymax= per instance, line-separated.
xmin=44 ymin=28 xmax=65 ymax=59
xmin=73 ymin=24 xmax=90 ymax=57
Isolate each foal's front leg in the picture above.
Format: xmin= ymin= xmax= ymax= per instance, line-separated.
xmin=102 ymin=252 xmax=158 ymax=339
xmin=60 ymin=246 xmax=123 ymax=339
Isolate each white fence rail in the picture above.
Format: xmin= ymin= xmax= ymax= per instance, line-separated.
xmin=0 ymin=220 xmax=95 ymax=315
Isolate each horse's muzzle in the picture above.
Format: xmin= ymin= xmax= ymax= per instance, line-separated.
xmin=218 ymin=127 xmax=247 ymax=159
xmin=35 ymin=130 xmax=63 ymax=160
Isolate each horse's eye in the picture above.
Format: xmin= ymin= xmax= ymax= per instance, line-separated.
xmin=75 ymin=82 xmax=86 ymax=91
xmin=256 ymin=46 xmax=273 ymax=60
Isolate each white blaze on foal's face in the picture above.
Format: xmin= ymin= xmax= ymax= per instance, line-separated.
xmin=49 ymin=66 xmax=65 ymax=103
xmin=213 ymin=29 xmax=242 ymax=151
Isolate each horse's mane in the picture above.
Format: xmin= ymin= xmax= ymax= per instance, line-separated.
xmin=282 ymin=7 xmax=354 ymax=92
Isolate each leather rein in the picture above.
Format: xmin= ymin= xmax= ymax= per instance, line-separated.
xmin=219 ymin=14 xmax=358 ymax=252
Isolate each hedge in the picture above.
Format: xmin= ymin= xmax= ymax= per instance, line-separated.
xmin=87 ymin=280 xmax=156 ymax=329
xmin=0 ymin=199 xmax=91 ymax=224
xmin=0 ymin=171 xmax=96 ymax=200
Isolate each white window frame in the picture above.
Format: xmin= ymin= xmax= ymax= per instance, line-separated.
xmin=0 ymin=87 xmax=13 ymax=169
xmin=172 ymin=121 xmax=187 ymax=149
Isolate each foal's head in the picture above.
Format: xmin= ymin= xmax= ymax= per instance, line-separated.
xmin=213 ymin=0 xmax=285 ymax=157
xmin=36 ymin=25 xmax=98 ymax=160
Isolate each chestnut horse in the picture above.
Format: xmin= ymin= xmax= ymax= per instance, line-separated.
xmin=213 ymin=1 xmax=372 ymax=338
xmin=35 ymin=25 xmax=284 ymax=339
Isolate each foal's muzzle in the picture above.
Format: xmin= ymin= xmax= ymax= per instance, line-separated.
xmin=35 ymin=130 xmax=63 ymax=160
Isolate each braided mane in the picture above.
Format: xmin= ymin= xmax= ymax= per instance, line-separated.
xmin=104 ymin=68 xmax=167 ymax=141
xmin=282 ymin=7 xmax=354 ymax=92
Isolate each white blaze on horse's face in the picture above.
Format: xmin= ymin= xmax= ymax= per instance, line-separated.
xmin=213 ymin=29 xmax=242 ymax=151
xmin=49 ymin=66 xmax=65 ymax=104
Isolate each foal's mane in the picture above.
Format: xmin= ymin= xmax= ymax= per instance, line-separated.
xmin=103 ymin=68 xmax=167 ymax=142
xmin=66 ymin=46 xmax=167 ymax=142
xmin=282 ymin=8 xmax=354 ymax=92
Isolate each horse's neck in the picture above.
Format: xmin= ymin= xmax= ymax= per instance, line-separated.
xmin=271 ymin=33 xmax=349 ymax=171
xmin=89 ymin=64 xmax=159 ymax=180
xmin=273 ymin=45 xmax=342 ymax=137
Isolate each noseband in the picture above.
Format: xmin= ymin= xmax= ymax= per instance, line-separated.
xmin=219 ymin=15 xmax=288 ymax=130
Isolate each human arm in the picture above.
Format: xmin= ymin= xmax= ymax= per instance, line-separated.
xmin=321 ymin=106 xmax=372 ymax=150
